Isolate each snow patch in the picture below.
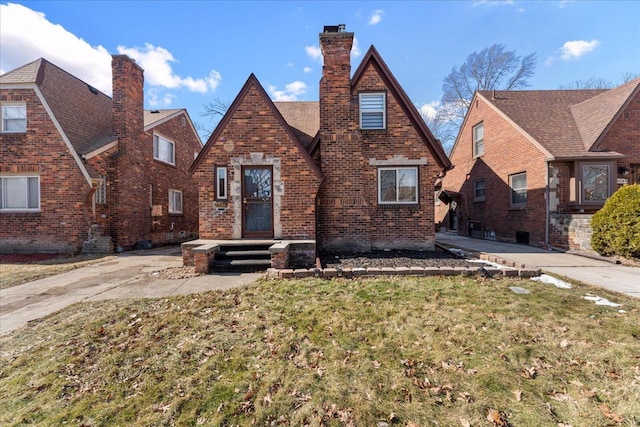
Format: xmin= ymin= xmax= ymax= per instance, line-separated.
xmin=584 ymin=295 xmax=622 ymax=308
xmin=531 ymin=274 xmax=572 ymax=289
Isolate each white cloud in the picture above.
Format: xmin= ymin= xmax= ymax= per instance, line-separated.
xmin=559 ymin=39 xmax=600 ymax=60
xmin=0 ymin=3 xmax=221 ymax=99
xmin=303 ymin=67 xmax=313 ymax=73
xmin=419 ymin=101 xmax=440 ymax=120
xmin=306 ymin=45 xmax=323 ymax=62
xmin=0 ymin=3 xmax=112 ymax=93
xmin=351 ymin=36 xmax=362 ymax=58
xmin=116 ymin=44 xmax=221 ymax=93
xmin=147 ymin=88 xmax=176 ymax=107
xmin=368 ymin=9 xmax=384 ymax=25
xmin=268 ymin=81 xmax=307 ymax=101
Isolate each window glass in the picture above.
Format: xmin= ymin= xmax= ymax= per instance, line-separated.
xmin=1 ymin=176 xmax=39 ymax=210
xmin=360 ymin=93 xmax=386 ymax=129
xmin=169 ymin=189 xmax=182 ymax=213
xmin=2 ymin=105 xmax=27 ymax=132
xmin=474 ymin=179 xmax=485 ymax=200
xmin=378 ymin=167 xmax=418 ymax=204
xmin=216 ymin=166 xmax=227 ymax=199
xmin=473 ymin=122 xmax=484 ymax=156
xmin=510 ymin=172 xmax=527 ymax=205
xmin=153 ymin=135 xmax=175 ymax=165
xmin=583 ymin=165 xmax=609 ymax=202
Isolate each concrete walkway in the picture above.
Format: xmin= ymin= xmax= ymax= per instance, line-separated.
xmin=0 ymin=246 xmax=262 ymax=335
xmin=437 ymin=232 xmax=640 ymax=298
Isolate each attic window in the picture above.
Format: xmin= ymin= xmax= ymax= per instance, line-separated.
xmin=359 ymin=93 xmax=386 ymax=130
xmin=1 ymin=104 xmax=26 ymax=133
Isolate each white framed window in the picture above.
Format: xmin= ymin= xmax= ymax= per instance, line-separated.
xmin=378 ymin=167 xmax=418 ymax=204
xmin=474 ymin=179 xmax=485 ymax=202
xmin=95 ymin=176 xmax=106 ymax=205
xmin=359 ymin=92 xmax=386 ymax=130
xmin=509 ymin=172 xmax=527 ymax=206
xmin=1 ymin=104 xmax=27 ymax=133
xmin=216 ymin=166 xmax=227 ymax=200
xmin=153 ymin=134 xmax=175 ymax=165
xmin=169 ymin=189 xmax=183 ymax=214
xmin=473 ymin=122 xmax=484 ymax=157
xmin=582 ymin=164 xmax=610 ymax=203
xmin=0 ymin=176 xmax=40 ymax=211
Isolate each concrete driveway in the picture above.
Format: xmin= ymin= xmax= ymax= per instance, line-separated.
xmin=437 ymin=232 xmax=640 ymax=298
xmin=0 ymin=246 xmax=262 ymax=335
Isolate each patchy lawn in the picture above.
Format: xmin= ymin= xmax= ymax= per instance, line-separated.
xmin=1 ymin=275 xmax=638 ymax=426
xmin=0 ymin=254 xmax=115 ymax=290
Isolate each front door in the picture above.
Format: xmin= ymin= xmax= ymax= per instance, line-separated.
xmin=242 ymin=166 xmax=273 ymax=238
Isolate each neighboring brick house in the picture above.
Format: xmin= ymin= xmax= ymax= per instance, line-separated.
xmin=436 ymin=78 xmax=640 ymax=252
xmin=189 ymin=25 xmax=451 ymax=265
xmin=0 ymin=55 xmax=202 ymax=254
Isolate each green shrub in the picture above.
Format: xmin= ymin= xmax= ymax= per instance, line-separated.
xmin=591 ymin=184 xmax=640 ymax=258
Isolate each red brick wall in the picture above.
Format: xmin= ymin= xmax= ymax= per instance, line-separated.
xmin=317 ymin=30 xmax=441 ymax=251
xmin=442 ymin=96 xmax=548 ymax=247
xmin=600 ymin=89 xmax=640 ymax=185
xmin=194 ymin=82 xmax=321 ymax=240
xmin=0 ymin=88 xmax=92 ymax=253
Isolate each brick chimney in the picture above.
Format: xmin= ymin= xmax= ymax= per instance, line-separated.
xmin=317 ymin=25 xmax=371 ymax=252
xmin=112 ymin=55 xmax=144 ymax=146
xmin=110 ymin=55 xmax=149 ymax=249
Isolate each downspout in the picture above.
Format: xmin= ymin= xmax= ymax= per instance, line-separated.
xmin=545 ymin=161 xmax=550 ymax=248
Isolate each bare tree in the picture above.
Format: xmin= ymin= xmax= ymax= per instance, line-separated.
xmin=430 ymin=44 xmax=536 ymax=152
xmin=195 ymin=97 xmax=231 ymax=141
xmin=559 ymin=76 xmax=614 ymax=90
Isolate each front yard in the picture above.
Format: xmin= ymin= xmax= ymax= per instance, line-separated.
xmin=1 ymin=275 xmax=638 ymax=426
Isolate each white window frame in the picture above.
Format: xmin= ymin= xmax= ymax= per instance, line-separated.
xmin=0 ymin=175 xmax=40 ymax=211
xmin=378 ymin=167 xmax=418 ymax=205
xmin=153 ymin=134 xmax=175 ymax=165
xmin=216 ymin=166 xmax=228 ymax=200
xmin=473 ymin=178 xmax=485 ymax=202
xmin=1 ymin=104 xmax=27 ymax=133
xmin=580 ymin=163 xmax=611 ymax=204
xmin=359 ymin=92 xmax=386 ymax=130
xmin=509 ymin=172 xmax=527 ymax=207
xmin=472 ymin=122 xmax=484 ymax=157
xmin=94 ymin=176 xmax=106 ymax=205
xmin=168 ymin=189 xmax=183 ymax=214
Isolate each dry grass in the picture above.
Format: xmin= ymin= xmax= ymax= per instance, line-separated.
xmin=0 ymin=255 xmax=114 ymax=290
xmin=1 ymin=275 xmax=639 ymax=426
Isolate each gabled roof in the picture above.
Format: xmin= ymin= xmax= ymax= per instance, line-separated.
xmin=352 ymin=46 xmax=452 ymax=170
xmin=190 ymin=74 xmax=322 ymax=178
xmin=273 ymin=101 xmax=319 ymax=150
xmin=477 ymin=79 xmax=640 ymax=160
xmin=571 ymin=78 xmax=640 ymax=150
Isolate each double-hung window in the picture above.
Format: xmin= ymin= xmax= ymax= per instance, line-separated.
xmin=0 ymin=176 xmax=40 ymax=211
xmin=216 ymin=166 xmax=227 ymax=200
xmin=1 ymin=104 xmax=27 ymax=133
xmin=378 ymin=167 xmax=418 ymax=204
xmin=509 ymin=172 xmax=527 ymax=206
xmin=472 ymin=122 xmax=484 ymax=157
xmin=168 ymin=189 xmax=183 ymax=214
xmin=359 ymin=93 xmax=386 ymax=129
xmin=153 ymin=134 xmax=175 ymax=165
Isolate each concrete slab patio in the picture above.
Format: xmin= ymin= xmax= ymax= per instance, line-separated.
xmin=0 ymin=246 xmax=262 ymax=335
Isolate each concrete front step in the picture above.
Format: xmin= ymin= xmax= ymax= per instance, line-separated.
xmin=217 ymin=249 xmax=271 ymax=258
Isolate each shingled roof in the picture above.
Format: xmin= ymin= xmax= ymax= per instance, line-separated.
xmin=477 ymin=78 xmax=640 ymax=160
xmin=1 ymin=58 xmax=195 ymax=157
xmin=273 ymin=101 xmax=319 ymax=150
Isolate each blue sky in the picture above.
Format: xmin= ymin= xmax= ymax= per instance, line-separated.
xmin=1 ymin=1 xmax=639 ymax=142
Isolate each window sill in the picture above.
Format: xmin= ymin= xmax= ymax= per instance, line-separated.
xmin=508 ymin=205 xmax=526 ymax=211
xmin=473 ymin=198 xmax=485 ymax=203
xmin=377 ymin=203 xmax=420 ymax=210
xmin=0 ymin=209 xmax=41 ymax=213
xmin=360 ymin=128 xmax=387 ymax=133
xmin=153 ymin=158 xmax=177 ymax=167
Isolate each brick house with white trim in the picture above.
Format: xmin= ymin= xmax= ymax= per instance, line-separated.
xmin=436 ymin=78 xmax=640 ymax=252
xmin=188 ymin=25 xmax=451 ymax=266
xmin=0 ymin=55 xmax=202 ymax=253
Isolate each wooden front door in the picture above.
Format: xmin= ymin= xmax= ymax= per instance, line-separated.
xmin=242 ymin=166 xmax=273 ymax=238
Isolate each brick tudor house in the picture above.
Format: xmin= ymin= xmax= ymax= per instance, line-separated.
xmin=0 ymin=55 xmax=202 ymax=254
xmin=185 ymin=25 xmax=451 ymax=272
xmin=436 ymin=78 xmax=640 ymax=252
